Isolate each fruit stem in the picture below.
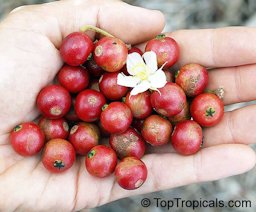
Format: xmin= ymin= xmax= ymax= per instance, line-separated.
xmin=102 ymin=104 xmax=109 ymax=111
xmin=205 ymin=87 xmax=225 ymax=100
xmin=80 ymin=25 xmax=114 ymax=37
xmin=156 ymin=34 xmax=166 ymax=39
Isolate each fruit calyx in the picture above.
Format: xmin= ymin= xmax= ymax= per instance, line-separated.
xmin=206 ymin=107 xmax=215 ymax=117
xmin=80 ymin=25 xmax=114 ymax=38
xmin=102 ymin=104 xmax=109 ymax=111
xmin=53 ymin=160 xmax=65 ymax=169
xmin=156 ymin=34 xmax=166 ymax=40
xmin=88 ymin=149 xmax=96 ymax=158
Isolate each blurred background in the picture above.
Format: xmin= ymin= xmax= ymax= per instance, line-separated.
xmin=0 ymin=0 xmax=256 ymax=211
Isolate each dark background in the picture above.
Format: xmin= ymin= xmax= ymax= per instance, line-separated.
xmin=0 ymin=0 xmax=256 ymax=211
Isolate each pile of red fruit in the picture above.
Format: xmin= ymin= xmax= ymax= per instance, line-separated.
xmin=9 ymin=25 xmax=224 ymax=190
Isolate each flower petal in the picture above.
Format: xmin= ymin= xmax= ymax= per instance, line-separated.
xmin=130 ymin=80 xmax=151 ymax=96
xmin=127 ymin=52 xmax=144 ymax=75
xmin=148 ymin=69 xmax=167 ymax=89
xmin=143 ymin=51 xmax=158 ymax=73
xmin=117 ymin=73 xmax=141 ymax=87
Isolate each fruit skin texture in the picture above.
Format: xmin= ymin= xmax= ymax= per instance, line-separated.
xmin=109 ymin=127 xmax=145 ymax=159
xmin=145 ymin=35 xmax=179 ymax=68
xmin=175 ymin=64 xmax=208 ymax=97
xmin=57 ymin=65 xmax=90 ymax=93
xmin=99 ymin=72 xmax=128 ymax=100
xmin=85 ymin=145 xmax=117 ymax=178
xmin=168 ymin=101 xmax=191 ymax=125
xmin=39 ymin=117 xmax=69 ymax=141
xmin=115 ymin=156 xmax=147 ymax=190
xmin=141 ymin=115 xmax=172 ymax=146
xmin=100 ymin=102 xmax=133 ymax=134
xmin=150 ymin=82 xmax=186 ymax=117
xmin=190 ymin=93 xmax=224 ymax=127
xmin=93 ymin=37 xmax=128 ymax=72
xmin=42 ymin=138 xmax=76 ymax=173
xmin=37 ymin=85 xmax=71 ymax=119
xmin=171 ymin=120 xmax=202 ymax=155
xmin=69 ymin=122 xmax=100 ymax=155
xmin=10 ymin=122 xmax=45 ymax=156
xmin=75 ymin=89 xmax=106 ymax=122
xmin=60 ymin=32 xmax=94 ymax=66
xmin=124 ymin=91 xmax=152 ymax=119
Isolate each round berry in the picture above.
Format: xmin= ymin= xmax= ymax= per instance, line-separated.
xmin=10 ymin=122 xmax=45 ymax=156
xmin=110 ymin=127 xmax=145 ymax=159
xmin=69 ymin=123 xmax=100 ymax=155
xmin=94 ymin=37 xmax=128 ymax=72
xmin=115 ymin=156 xmax=147 ymax=190
xmin=60 ymin=32 xmax=93 ymax=66
xmin=171 ymin=120 xmax=202 ymax=155
xmin=124 ymin=91 xmax=152 ymax=119
xmin=145 ymin=34 xmax=179 ymax=68
xmin=85 ymin=145 xmax=117 ymax=178
xmin=57 ymin=65 xmax=90 ymax=93
xmin=38 ymin=117 xmax=69 ymax=141
xmin=190 ymin=93 xmax=224 ymax=127
xmin=42 ymin=139 xmax=76 ymax=173
xmin=99 ymin=72 xmax=128 ymax=100
xmin=36 ymin=85 xmax=71 ymax=119
xmin=75 ymin=89 xmax=106 ymax=122
xmin=141 ymin=115 xmax=172 ymax=146
xmin=150 ymin=82 xmax=186 ymax=117
xmin=100 ymin=102 xmax=133 ymax=134
xmin=175 ymin=64 xmax=208 ymax=97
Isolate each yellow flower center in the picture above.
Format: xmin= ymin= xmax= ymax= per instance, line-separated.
xmin=131 ymin=63 xmax=150 ymax=80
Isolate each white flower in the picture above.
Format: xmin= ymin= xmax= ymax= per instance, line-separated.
xmin=117 ymin=51 xmax=167 ymax=96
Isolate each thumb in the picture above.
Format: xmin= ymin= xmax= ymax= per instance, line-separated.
xmin=9 ymin=0 xmax=165 ymax=46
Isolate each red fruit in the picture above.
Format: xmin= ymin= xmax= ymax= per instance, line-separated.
xmin=141 ymin=115 xmax=172 ymax=146
xmin=85 ymin=145 xmax=117 ymax=178
xmin=84 ymin=59 xmax=105 ymax=78
xmin=145 ymin=34 xmax=179 ymax=68
xmin=175 ymin=64 xmax=208 ymax=97
xmin=171 ymin=120 xmax=202 ymax=155
xmin=190 ymin=93 xmax=224 ymax=127
xmin=39 ymin=117 xmax=69 ymax=141
xmin=69 ymin=123 xmax=100 ymax=155
xmin=168 ymin=101 xmax=191 ymax=125
xmin=124 ymin=91 xmax=152 ymax=119
xmin=128 ymin=47 xmax=143 ymax=55
xmin=94 ymin=37 xmax=128 ymax=72
xmin=150 ymin=82 xmax=186 ymax=117
xmin=37 ymin=85 xmax=71 ymax=119
xmin=100 ymin=102 xmax=133 ymax=134
xmin=75 ymin=89 xmax=106 ymax=122
xmin=99 ymin=72 xmax=128 ymax=100
xmin=60 ymin=32 xmax=94 ymax=66
xmin=110 ymin=128 xmax=145 ymax=159
xmin=65 ymin=96 xmax=80 ymax=122
xmin=10 ymin=122 xmax=45 ymax=156
xmin=57 ymin=65 xmax=89 ymax=93
xmin=115 ymin=156 xmax=147 ymax=190
xmin=42 ymin=139 xmax=76 ymax=173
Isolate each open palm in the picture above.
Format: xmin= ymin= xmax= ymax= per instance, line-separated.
xmin=0 ymin=0 xmax=255 ymax=211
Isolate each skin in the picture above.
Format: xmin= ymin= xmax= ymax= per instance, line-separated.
xmin=0 ymin=0 xmax=255 ymax=211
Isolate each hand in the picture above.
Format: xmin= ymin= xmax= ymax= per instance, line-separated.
xmin=0 ymin=0 xmax=255 ymax=211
